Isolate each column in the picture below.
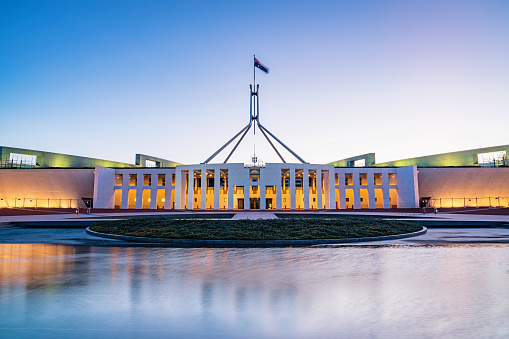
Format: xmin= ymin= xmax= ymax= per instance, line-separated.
xmin=136 ymin=174 xmax=143 ymax=209
xmin=382 ymin=171 xmax=391 ymax=209
xmin=368 ymin=170 xmax=376 ymax=209
xmin=165 ymin=181 xmax=172 ymax=210
xmin=290 ymin=168 xmax=296 ymax=210
xmin=244 ymin=185 xmax=250 ymax=210
xmin=150 ymin=173 xmax=157 ymax=209
xmin=228 ymin=176 xmax=234 ymax=210
xmin=174 ymin=169 xmax=181 ymax=209
xmin=324 ymin=170 xmax=332 ymax=209
xmin=214 ymin=168 xmax=220 ymax=210
xmin=121 ymin=172 xmax=129 ymax=209
xmin=304 ymin=168 xmax=309 ymax=209
xmin=260 ymin=185 xmax=266 ymax=210
xmin=338 ymin=170 xmax=346 ymax=209
xmin=187 ymin=170 xmax=194 ymax=210
xmin=316 ymin=169 xmax=322 ymax=209
xmin=353 ymin=172 xmax=361 ymax=209
xmin=276 ymin=170 xmax=282 ymax=210
xmin=201 ymin=167 xmax=207 ymax=210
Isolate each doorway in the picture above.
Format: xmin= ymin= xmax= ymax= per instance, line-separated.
xmin=266 ymin=198 xmax=273 ymax=209
xmin=250 ymin=198 xmax=260 ymax=210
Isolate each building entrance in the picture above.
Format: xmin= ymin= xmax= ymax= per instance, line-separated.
xmin=237 ymin=198 xmax=244 ymax=209
xmin=250 ymin=198 xmax=260 ymax=210
xmin=266 ymin=198 xmax=273 ymax=209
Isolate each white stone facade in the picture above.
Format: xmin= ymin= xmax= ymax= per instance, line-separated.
xmin=93 ymin=163 xmax=419 ymax=210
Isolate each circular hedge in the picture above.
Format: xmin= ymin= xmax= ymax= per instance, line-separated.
xmin=89 ymin=216 xmax=422 ymax=241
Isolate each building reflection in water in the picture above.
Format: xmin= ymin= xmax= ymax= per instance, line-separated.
xmin=1 ymin=244 xmax=509 ymax=337
xmin=0 ymin=244 xmax=76 ymax=289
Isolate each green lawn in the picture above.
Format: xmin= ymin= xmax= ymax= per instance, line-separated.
xmin=89 ymin=216 xmax=422 ymax=241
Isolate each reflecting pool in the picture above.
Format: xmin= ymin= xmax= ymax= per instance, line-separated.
xmin=1 ymin=244 xmax=509 ymax=338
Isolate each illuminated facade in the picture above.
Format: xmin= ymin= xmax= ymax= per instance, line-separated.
xmin=1 ymin=145 xmax=509 ymax=210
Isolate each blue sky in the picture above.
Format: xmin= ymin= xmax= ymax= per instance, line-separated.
xmin=1 ymin=0 xmax=508 ymax=165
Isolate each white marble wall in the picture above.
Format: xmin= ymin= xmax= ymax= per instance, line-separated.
xmin=93 ymin=164 xmax=418 ymax=210
xmin=333 ymin=165 xmax=418 ymax=209
xmin=175 ymin=163 xmax=335 ymax=210
xmin=94 ymin=167 xmax=176 ymax=209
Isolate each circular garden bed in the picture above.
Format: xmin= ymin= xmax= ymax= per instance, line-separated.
xmin=89 ymin=216 xmax=423 ymax=241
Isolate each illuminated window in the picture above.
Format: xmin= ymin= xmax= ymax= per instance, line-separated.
xmin=389 ymin=173 xmax=397 ymax=185
xmin=359 ymin=173 xmax=367 ymax=185
xmin=478 ymin=151 xmax=506 ymax=164
xmin=143 ymin=174 xmax=151 ymax=186
xmin=129 ymin=174 xmax=137 ymax=186
xmin=9 ymin=153 xmax=37 ymax=165
xmin=115 ymin=174 xmax=123 ymax=186
xmin=354 ymin=159 xmax=365 ymax=167
xmin=146 ymin=160 xmax=157 ymax=167
xmin=345 ymin=173 xmax=353 ymax=185
xmin=158 ymin=174 xmax=165 ymax=186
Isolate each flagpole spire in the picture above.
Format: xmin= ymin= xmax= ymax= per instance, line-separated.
xmin=253 ymin=54 xmax=256 ymax=88
xmin=203 ymin=55 xmax=308 ymax=164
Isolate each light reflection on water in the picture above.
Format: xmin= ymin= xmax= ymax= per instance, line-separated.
xmin=1 ymin=244 xmax=509 ymax=338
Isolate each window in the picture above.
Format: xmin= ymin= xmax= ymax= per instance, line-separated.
xmin=158 ymin=174 xmax=165 ymax=186
xmin=281 ymin=169 xmax=290 ymax=187
xmin=129 ymin=174 xmax=137 ymax=186
xmin=354 ymin=159 xmax=365 ymax=167
xmin=142 ymin=189 xmax=151 ymax=209
xmin=295 ymin=169 xmax=303 ymax=187
xmin=345 ymin=173 xmax=353 ymax=185
xmin=146 ymin=160 xmax=157 ymax=167
xmin=144 ymin=174 xmax=151 ymax=186
xmin=115 ymin=174 xmax=123 ymax=186
xmin=478 ymin=151 xmax=506 ymax=164
xmin=250 ymin=169 xmax=260 ymax=182
xmin=359 ymin=173 xmax=367 ymax=185
xmin=114 ymin=189 xmax=122 ymax=209
xmin=157 ymin=189 xmax=165 ymax=209
xmin=9 ymin=153 xmax=37 ymax=165
xmin=295 ymin=178 xmax=303 ymax=187
xmin=374 ymin=173 xmax=382 ymax=185
xmin=389 ymin=173 xmax=397 ymax=185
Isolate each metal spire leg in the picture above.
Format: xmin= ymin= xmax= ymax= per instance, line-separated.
xmin=203 ymin=123 xmax=251 ymax=164
xmin=258 ymin=121 xmax=286 ymax=163
xmin=258 ymin=123 xmax=308 ymax=164
xmin=223 ymin=123 xmax=252 ymax=163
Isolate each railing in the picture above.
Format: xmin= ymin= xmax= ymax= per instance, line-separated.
xmin=0 ymin=159 xmax=36 ymax=169
xmin=429 ymin=197 xmax=509 ymax=208
xmin=1 ymin=198 xmax=87 ymax=208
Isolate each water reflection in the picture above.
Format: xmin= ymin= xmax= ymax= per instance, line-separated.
xmin=1 ymin=244 xmax=509 ymax=338
xmin=0 ymin=244 xmax=76 ymax=288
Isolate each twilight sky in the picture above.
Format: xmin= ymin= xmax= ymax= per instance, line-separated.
xmin=1 ymin=0 xmax=508 ymax=165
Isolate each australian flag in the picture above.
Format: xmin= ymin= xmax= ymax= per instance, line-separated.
xmin=254 ymin=57 xmax=269 ymax=73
